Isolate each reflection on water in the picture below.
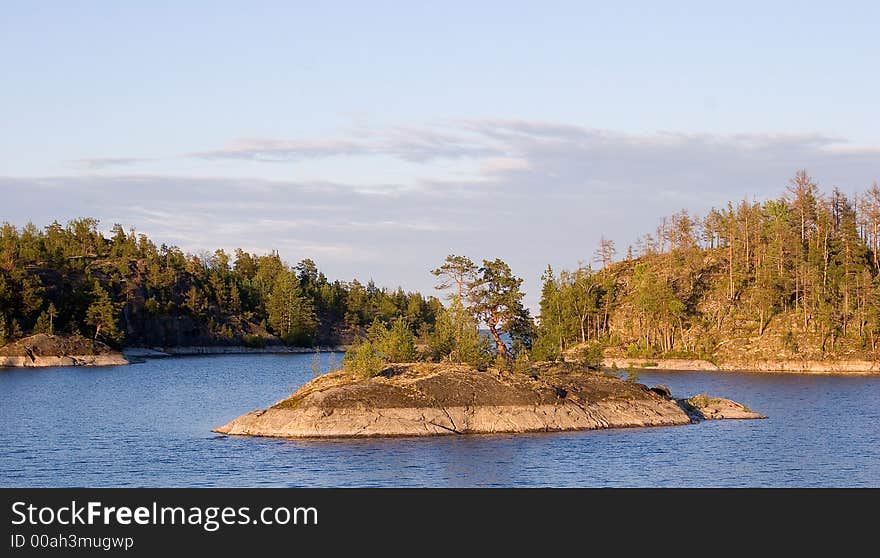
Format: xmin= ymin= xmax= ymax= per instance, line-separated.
xmin=1 ymin=354 xmax=878 ymax=487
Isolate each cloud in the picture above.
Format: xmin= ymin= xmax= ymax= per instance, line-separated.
xmin=7 ymin=119 xmax=880 ymax=309
xmin=74 ymin=157 xmax=154 ymax=169
xmin=191 ymin=139 xmax=367 ymax=162
xmin=188 ymin=126 xmax=501 ymax=164
xmin=165 ymin=120 xmax=880 ymax=207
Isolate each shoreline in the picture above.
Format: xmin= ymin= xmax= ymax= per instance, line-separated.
xmin=601 ymin=357 xmax=880 ymax=375
xmin=123 ymin=345 xmax=347 ymax=358
xmin=214 ymin=363 xmax=764 ymax=439
xmin=0 ymin=354 xmax=129 ymax=368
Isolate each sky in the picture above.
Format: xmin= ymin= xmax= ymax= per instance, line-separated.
xmin=2 ymin=1 xmax=879 ymax=309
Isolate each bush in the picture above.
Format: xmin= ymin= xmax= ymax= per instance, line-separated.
xmin=343 ymin=318 xmax=417 ymax=378
xmin=529 ymin=334 xmax=561 ymax=362
xmin=512 ymin=352 xmax=534 ymax=375
xmin=373 ymin=319 xmax=417 ymax=362
xmin=343 ymin=341 xmax=385 ymax=378
xmin=144 ymin=297 xmax=160 ymax=315
xmin=689 ymin=393 xmax=711 ymax=408
xmin=425 ymin=299 xmax=493 ymax=370
xmin=626 ymin=343 xmax=656 ymax=359
xmin=571 ymin=342 xmax=604 ymax=369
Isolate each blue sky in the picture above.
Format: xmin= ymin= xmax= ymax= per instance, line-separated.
xmin=2 ymin=1 xmax=879 ymax=308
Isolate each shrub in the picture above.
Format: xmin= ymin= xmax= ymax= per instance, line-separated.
xmin=689 ymin=393 xmax=711 ymax=408
xmin=343 ymin=318 xmax=417 ymax=378
xmin=373 ymin=319 xmax=417 ymax=363
xmin=343 ymin=341 xmax=385 ymax=378
xmin=144 ymin=297 xmax=160 ymax=315
xmin=570 ymin=342 xmax=604 ymax=369
xmin=626 ymin=343 xmax=656 ymax=359
xmin=513 ymin=352 xmax=533 ymax=375
xmin=425 ymin=299 xmax=493 ymax=370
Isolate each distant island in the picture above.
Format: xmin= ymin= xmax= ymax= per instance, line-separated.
xmin=214 ymin=362 xmax=764 ymax=438
xmin=3 ymin=170 xmax=880 ymax=374
xmin=0 ymin=333 xmax=126 ymax=367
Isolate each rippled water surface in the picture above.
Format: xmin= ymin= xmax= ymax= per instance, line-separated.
xmin=1 ymin=354 xmax=878 ymax=487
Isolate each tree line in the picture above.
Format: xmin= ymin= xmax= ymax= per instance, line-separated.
xmin=5 ymin=170 xmax=879 ymax=371
xmin=533 ymin=171 xmax=880 ymax=362
xmin=0 ymin=218 xmax=439 ymax=347
xmin=344 ymin=255 xmax=533 ymax=375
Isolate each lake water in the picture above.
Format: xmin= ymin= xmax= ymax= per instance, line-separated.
xmin=1 ymin=354 xmax=878 ymax=487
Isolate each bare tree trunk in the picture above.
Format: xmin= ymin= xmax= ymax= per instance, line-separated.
xmin=487 ymin=316 xmax=508 ymax=360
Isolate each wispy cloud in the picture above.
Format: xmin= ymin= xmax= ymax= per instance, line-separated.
xmin=9 ymin=119 xmax=880 ymax=308
xmin=74 ymin=157 xmax=154 ymax=169
xmin=188 ymin=126 xmax=500 ymax=164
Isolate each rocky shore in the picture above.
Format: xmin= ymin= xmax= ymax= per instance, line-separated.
xmin=0 ymin=334 xmax=128 ymax=368
xmin=123 ymin=345 xmax=346 ymax=358
xmin=214 ymin=362 xmax=763 ymax=439
xmin=602 ymin=357 xmax=880 ymax=375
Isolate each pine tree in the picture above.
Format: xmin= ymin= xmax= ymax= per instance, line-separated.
xmin=46 ymin=303 xmax=57 ymax=335
xmin=469 ymin=259 xmax=531 ymax=360
xmin=85 ymin=283 xmax=122 ymax=344
xmin=33 ymin=311 xmax=51 ymax=335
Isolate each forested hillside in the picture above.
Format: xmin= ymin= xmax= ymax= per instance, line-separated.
xmin=5 ymin=170 xmax=880 ymax=365
xmin=533 ymin=171 xmax=880 ymax=363
xmin=0 ymin=219 xmax=439 ymax=348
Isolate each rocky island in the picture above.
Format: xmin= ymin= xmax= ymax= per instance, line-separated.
xmin=0 ymin=334 xmax=128 ymax=367
xmin=214 ymin=362 xmax=763 ymax=438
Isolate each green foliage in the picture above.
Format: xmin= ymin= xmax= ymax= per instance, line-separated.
xmin=370 ymin=319 xmax=418 ymax=363
xmin=85 ymin=282 xmax=122 ymax=345
xmin=626 ymin=343 xmax=656 ymax=359
xmin=469 ymin=258 xmax=532 ymax=359
xmin=10 ymin=320 xmax=22 ymax=339
xmin=33 ymin=311 xmax=51 ymax=335
xmin=533 ymin=264 xmax=610 ymax=361
xmin=689 ymin=394 xmax=711 ymax=408
xmin=267 ymin=271 xmax=317 ymax=346
xmin=144 ymin=297 xmax=160 ymax=315
xmin=425 ymin=297 xmax=493 ymax=370
xmin=343 ymin=318 xmax=418 ymax=378
xmin=0 ymin=219 xmax=441 ymax=347
xmin=625 ymin=368 xmax=640 ymax=383
xmin=532 ymin=171 xmax=880 ymax=360
xmin=569 ymin=342 xmax=604 ymax=369
xmin=343 ymin=341 xmax=386 ymax=378
xmin=512 ymin=351 xmax=534 ymax=375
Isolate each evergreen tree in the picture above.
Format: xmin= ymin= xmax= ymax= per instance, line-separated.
xmin=85 ymin=283 xmax=122 ymax=344
xmin=469 ymin=259 xmax=531 ymax=360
